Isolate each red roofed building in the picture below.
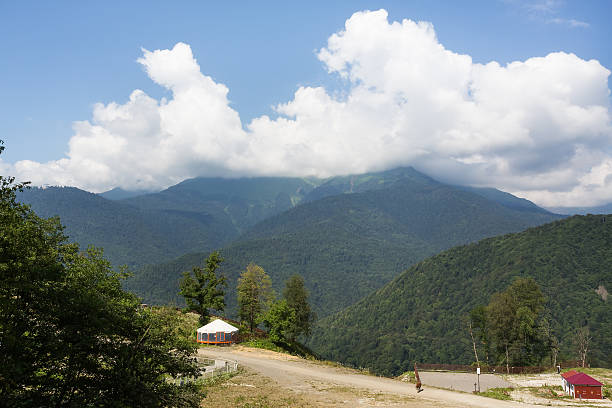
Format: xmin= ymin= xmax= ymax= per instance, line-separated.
xmin=561 ymin=370 xmax=577 ymax=394
xmin=561 ymin=371 xmax=603 ymax=399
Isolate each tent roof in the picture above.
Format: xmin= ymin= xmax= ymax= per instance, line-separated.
xmin=197 ymin=319 xmax=239 ymax=334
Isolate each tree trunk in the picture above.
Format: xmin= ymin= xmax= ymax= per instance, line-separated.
xmin=505 ymin=344 xmax=510 ymax=374
xmin=468 ymin=321 xmax=480 ymax=367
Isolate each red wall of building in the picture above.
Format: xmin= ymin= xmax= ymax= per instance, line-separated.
xmin=574 ymin=385 xmax=602 ymax=399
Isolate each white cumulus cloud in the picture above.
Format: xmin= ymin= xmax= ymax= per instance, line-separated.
xmin=7 ymin=10 xmax=612 ymax=207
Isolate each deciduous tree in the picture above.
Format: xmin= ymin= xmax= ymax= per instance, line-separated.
xmin=0 ymin=142 xmax=201 ymax=407
xmin=237 ymin=263 xmax=273 ymax=333
xmin=486 ymin=277 xmax=547 ymax=371
xmin=469 ymin=305 xmax=490 ymax=365
xmin=262 ymin=299 xmax=296 ymax=343
xmin=574 ymin=326 xmax=592 ymax=368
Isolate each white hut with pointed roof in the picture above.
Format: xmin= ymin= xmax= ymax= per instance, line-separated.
xmin=196 ymin=319 xmax=239 ymax=344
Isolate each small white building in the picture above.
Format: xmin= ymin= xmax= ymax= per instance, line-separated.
xmin=196 ymin=319 xmax=239 ymax=344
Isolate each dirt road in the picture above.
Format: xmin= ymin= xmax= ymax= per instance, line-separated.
xmin=199 ymin=346 xmax=542 ymax=407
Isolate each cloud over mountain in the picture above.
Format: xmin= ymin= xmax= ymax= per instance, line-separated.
xmin=7 ymin=10 xmax=612 ymax=206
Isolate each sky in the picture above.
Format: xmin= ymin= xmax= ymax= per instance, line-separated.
xmin=1 ymin=0 xmax=611 ymax=207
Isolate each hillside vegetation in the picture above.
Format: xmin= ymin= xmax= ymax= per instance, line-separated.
xmin=17 ymin=187 xmax=229 ymax=268
xmin=121 ymin=176 xmax=318 ymax=234
xmin=308 ymin=215 xmax=612 ymax=375
xmin=127 ymin=169 xmax=561 ymax=318
xmin=17 ymin=177 xmax=317 ymax=268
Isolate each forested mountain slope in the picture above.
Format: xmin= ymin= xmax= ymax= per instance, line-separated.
xmin=127 ymin=174 xmax=562 ymax=318
xmin=18 ymin=168 xmax=555 ymax=271
xmin=18 ymin=177 xmax=318 ymax=268
xmin=17 ymin=187 xmax=227 ymax=268
xmin=308 ymin=215 xmax=612 ymax=375
xmin=121 ymin=176 xmax=318 ymax=235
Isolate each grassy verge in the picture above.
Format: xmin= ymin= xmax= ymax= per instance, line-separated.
xmin=198 ymin=367 xmax=242 ymax=387
xmin=200 ymin=367 xmax=313 ymax=407
xmin=526 ymin=385 xmax=573 ymax=400
xmin=479 ymin=387 xmax=514 ymax=400
xmin=240 ymin=337 xmax=318 ymax=360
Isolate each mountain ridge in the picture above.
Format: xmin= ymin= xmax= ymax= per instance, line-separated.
xmin=308 ymin=214 xmax=612 ymax=375
xmin=125 ymin=169 xmax=562 ymax=318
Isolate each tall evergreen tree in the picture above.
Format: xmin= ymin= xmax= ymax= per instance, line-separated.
xmin=237 ymin=263 xmax=273 ymax=333
xmin=283 ymin=274 xmax=315 ymax=340
xmin=179 ymin=251 xmax=225 ymax=325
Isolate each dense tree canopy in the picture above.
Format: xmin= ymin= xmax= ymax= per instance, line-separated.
xmin=482 ymin=278 xmax=549 ymax=370
xmin=262 ymin=299 xmax=296 ymax=343
xmin=0 ymin=142 xmax=201 ymax=407
xmin=309 ymin=215 xmax=612 ymax=375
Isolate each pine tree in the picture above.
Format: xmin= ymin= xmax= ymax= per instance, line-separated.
xmin=179 ymin=251 xmax=225 ymax=325
xmin=283 ymin=274 xmax=315 ymax=340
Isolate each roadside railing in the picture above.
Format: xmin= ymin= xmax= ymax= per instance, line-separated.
xmin=169 ymin=357 xmax=239 ymax=385
xmin=198 ymin=357 xmax=239 ymax=379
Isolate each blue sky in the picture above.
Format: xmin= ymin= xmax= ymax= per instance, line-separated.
xmin=1 ymin=1 xmax=611 ymax=206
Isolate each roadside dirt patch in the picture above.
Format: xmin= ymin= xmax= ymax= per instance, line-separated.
xmin=202 ymin=367 xmax=312 ymax=407
xmin=505 ymin=372 xmax=562 ymax=388
xmin=202 ymin=366 xmax=424 ymax=407
xmin=199 ymin=345 xmax=548 ymax=407
xmin=413 ymin=371 xmax=513 ymax=392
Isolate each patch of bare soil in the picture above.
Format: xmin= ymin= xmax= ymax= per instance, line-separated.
xmin=202 ymin=366 xmax=422 ymax=407
xmin=202 ymin=367 xmax=312 ymax=407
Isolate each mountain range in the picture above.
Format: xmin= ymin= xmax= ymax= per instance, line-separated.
xmin=547 ymin=203 xmax=612 ymax=215
xmin=99 ymin=167 xmax=561 ymax=317
xmin=17 ymin=177 xmax=317 ymax=268
xmin=21 ymin=166 xmax=612 ymax=371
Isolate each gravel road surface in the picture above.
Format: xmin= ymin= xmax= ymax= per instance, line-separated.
xmin=199 ymin=346 xmax=542 ymax=408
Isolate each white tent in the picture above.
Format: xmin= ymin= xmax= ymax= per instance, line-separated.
xmin=196 ymin=319 xmax=239 ymax=344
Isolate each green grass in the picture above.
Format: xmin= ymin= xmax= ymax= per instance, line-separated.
xmin=242 ymin=338 xmax=287 ymax=353
xmin=479 ymin=387 xmax=514 ymax=400
xmin=527 ymin=385 xmax=572 ymax=400
xmin=198 ymin=368 xmax=241 ymax=387
xmin=240 ymin=337 xmax=318 ymax=360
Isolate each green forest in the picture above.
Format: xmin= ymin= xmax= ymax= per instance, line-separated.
xmin=17 ymin=177 xmax=318 ymax=269
xmin=309 ymin=215 xmax=612 ymax=375
xmin=125 ymin=172 xmax=561 ymax=318
xmin=17 ymin=163 xmax=608 ymax=382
